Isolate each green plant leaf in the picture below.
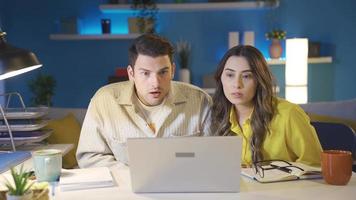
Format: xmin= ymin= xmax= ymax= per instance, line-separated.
xmin=131 ymin=0 xmax=158 ymax=33
xmin=265 ymin=29 xmax=286 ymax=40
xmin=28 ymin=73 xmax=56 ymax=106
xmin=4 ymin=165 xmax=33 ymax=196
xmin=176 ymin=40 xmax=191 ymax=69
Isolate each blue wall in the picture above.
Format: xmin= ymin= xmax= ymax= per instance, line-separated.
xmin=1 ymin=0 xmax=355 ymax=108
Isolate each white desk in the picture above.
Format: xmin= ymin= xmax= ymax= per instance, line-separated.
xmin=56 ymin=166 xmax=356 ymax=200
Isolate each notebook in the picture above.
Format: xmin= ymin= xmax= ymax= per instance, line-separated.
xmin=59 ymin=167 xmax=114 ymax=191
xmin=241 ymin=161 xmax=322 ymax=183
xmin=127 ymin=136 xmax=242 ymax=193
xmin=0 ymin=151 xmax=31 ymax=173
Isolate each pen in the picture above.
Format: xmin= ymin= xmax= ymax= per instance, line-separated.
xmin=270 ymin=164 xmax=292 ymax=173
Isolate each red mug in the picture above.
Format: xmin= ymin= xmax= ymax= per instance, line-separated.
xmin=321 ymin=150 xmax=352 ymax=185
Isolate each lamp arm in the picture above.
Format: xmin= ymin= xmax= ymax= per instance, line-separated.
xmin=0 ymin=92 xmax=26 ymax=110
xmin=0 ymin=92 xmax=27 ymax=151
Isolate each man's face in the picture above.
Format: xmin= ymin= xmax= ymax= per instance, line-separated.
xmin=128 ymin=54 xmax=175 ymax=106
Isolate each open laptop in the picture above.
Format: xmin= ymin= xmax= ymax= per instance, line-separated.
xmin=127 ymin=136 xmax=242 ymax=193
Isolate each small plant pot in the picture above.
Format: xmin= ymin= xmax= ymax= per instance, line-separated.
xmin=269 ymin=39 xmax=283 ymax=59
xmin=179 ymin=68 xmax=191 ymax=83
xmin=6 ymin=190 xmax=33 ymax=200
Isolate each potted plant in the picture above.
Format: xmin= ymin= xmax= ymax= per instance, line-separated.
xmin=28 ymin=73 xmax=56 ymax=107
xmin=4 ymin=165 xmax=34 ymax=200
xmin=176 ymin=40 xmax=191 ymax=83
xmin=128 ymin=0 xmax=158 ymax=33
xmin=265 ymin=29 xmax=286 ymax=59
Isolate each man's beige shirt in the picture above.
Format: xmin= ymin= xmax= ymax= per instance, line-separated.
xmin=76 ymin=81 xmax=212 ymax=168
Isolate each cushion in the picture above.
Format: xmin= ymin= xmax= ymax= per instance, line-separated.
xmin=307 ymin=113 xmax=356 ymax=132
xmin=300 ymin=99 xmax=356 ymax=121
xmin=45 ymin=113 xmax=81 ymax=169
xmin=47 ymin=107 xmax=87 ymax=125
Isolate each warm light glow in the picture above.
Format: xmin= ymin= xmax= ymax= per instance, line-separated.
xmin=285 ymin=38 xmax=308 ymax=103
xmin=286 ymin=86 xmax=308 ymax=104
xmin=0 ymin=64 xmax=42 ymax=80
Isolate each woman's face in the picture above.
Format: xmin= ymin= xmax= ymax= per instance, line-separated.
xmin=221 ymin=56 xmax=257 ymax=107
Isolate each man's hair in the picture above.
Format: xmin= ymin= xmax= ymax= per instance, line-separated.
xmin=128 ymin=34 xmax=174 ymax=67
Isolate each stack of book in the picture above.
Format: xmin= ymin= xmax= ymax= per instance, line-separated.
xmin=59 ymin=167 xmax=115 ymax=191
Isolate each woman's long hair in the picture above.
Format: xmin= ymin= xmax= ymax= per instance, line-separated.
xmin=211 ymin=45 xmax=277 ymax=163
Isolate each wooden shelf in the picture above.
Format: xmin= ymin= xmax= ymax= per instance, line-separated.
xmin=267 ymin=57 xmax=333 ymax=65
xmin=100 ymin=1 xmax=278 ymax=13
xmin=49 ymin=34 xmax=140 ymax=40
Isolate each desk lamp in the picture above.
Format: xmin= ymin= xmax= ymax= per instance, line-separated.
xmin=0 ymin=30 xmax=42 ymax=151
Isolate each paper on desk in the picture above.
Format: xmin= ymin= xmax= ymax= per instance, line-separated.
xmin=59 ymin=167 xmax=114 ymax=191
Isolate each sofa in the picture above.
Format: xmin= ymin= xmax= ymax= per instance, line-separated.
xmin=47 ymin=107 xmax=87 ymax=125
xmin=49 ymin=99 xmax=356 ymax=126
xmin=46 ymin=99 xmax=356 ymax=168
xmin=46 ymin=99 xmax=356 ymax=132
xmin=300 ymin=99 xmax=356 ymax=132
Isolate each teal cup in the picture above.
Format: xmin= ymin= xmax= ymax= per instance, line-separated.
xmin=33 ymin=149 xmax=62 ymax=182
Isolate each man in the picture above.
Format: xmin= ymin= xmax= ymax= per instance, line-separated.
xmin=76 ymin=34 xmax=212 ymax=168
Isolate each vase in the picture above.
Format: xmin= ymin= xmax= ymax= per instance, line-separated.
xmin=269 ymin=39 xmax=283 ymax=59
xmin=179 ymin=68 xmax=190 ymax=83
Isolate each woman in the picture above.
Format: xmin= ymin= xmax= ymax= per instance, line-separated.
xmin=212 ymin=45 xmax=322 ymax=167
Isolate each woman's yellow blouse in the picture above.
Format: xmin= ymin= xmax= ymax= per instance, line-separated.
xmin=230 ymin=98 xmax=322 ymax=166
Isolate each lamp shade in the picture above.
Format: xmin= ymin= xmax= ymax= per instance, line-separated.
xmin=0 ymin=31 xmax=42 ymax=80
xmin=285 ymin=38 xmax=308 ymax=104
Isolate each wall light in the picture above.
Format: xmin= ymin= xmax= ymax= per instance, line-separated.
xmin=285 ymin=38 xmax=308 ymax=104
